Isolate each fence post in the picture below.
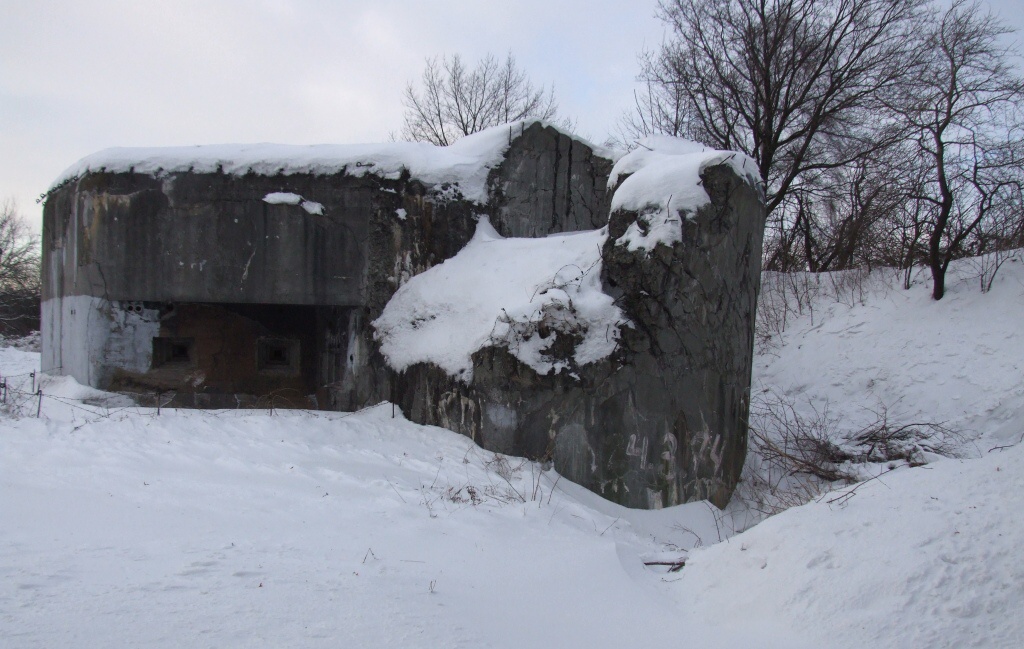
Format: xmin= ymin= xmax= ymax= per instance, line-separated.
xmin=36 ymin=389 xmax=42 ymax=418
xmin=30 ymin=371 xmax=36 ymax=393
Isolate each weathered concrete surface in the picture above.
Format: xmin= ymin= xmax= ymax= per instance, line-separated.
xmin=326 ymin=123 xmax=615 ymax=412
xmin=486 ymin=123 xmax=612 ymax=237
xmin=45 ymin=171 xmax=373 ymax=307
xmin=389 ymin=163 xmax=765 ymax=508
xmin=598 ymin=164 xmax=765 ymax=506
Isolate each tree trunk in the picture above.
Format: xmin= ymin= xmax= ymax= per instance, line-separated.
xmin=929 ymin=259 xmax=945 ymax=300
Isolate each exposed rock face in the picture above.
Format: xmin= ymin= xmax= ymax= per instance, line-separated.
xmin=43 ymin=121 xmax=764 ymax=509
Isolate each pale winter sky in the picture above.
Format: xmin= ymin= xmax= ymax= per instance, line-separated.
xmin=0 ymin=0 xmax=666 ymax=230
xmin=2 ymin=0 xmax=1021 ymax=231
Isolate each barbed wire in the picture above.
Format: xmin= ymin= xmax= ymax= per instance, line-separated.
xmin=0 ymin=377 xmax=389 ymax=427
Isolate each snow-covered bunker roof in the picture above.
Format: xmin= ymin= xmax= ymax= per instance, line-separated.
xmin=51 ymin=121 xmax=758 ymax=211
xmin=52 ymin=121 xmax=613 ymax=205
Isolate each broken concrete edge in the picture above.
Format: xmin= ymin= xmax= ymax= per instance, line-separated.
xmin=383 ymin=161 xmax=765 ymax=509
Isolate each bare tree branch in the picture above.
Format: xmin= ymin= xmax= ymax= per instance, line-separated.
xmin=401 ymin=52 xmax=563 ymax=146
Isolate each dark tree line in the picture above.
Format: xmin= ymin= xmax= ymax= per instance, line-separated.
xmin=0 ymin=200 xmax=41 ymax=336
xmin=621 ymin=0 xmax=1024 ymax=299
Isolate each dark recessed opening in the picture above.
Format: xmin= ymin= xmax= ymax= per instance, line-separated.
xmin=152 ymin=337 xmax=195 ymax=368
xmin=258 ymin=338 xmax=299 ymax=373
xmin=265 ymin=344 xmax=290 ymax=366
xmin=169 ymin=342 xmax=190 ymax=362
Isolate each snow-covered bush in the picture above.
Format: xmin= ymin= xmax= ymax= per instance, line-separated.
xmin=740 ymin=389 xmax=965 ymax=517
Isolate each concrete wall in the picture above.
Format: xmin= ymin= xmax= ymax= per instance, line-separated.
xmin=41 ymin=295 xmax=161 ymax=386
xmin=41 ymin=123 xmax=609 ymax=403
xmin=487 ymin=123 xmax=612 ymax=237
xmin=42 ymin=171 xmax=373 ymax=306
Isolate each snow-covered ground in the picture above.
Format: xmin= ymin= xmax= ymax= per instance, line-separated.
xmin=3 ymin=252 xmax=1023 ymax=648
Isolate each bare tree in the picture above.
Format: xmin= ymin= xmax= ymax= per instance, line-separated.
xmin=894 ymin=0 xmax=1024 ymax=299
xmin=790 ymin=156 xmax=906 ymax=272
xmin=401 ymin=52 xmax=561 ymax=146
xmin=628 ymin=0 xmax=931 ymax=271
xmin=972 ymin=181 xmax=1024 ymax=292
xmin=613 ymin=54 xmax=695 ymax=146
xmin=0 ymin=199 xmax=41 ymax=335
xmin=879 ymin=154 xmax=937 ymax=289
xmin=640 ymin=0 xmax=927 ymax=215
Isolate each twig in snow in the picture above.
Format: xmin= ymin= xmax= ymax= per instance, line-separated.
xmin=547 ymin=474 xmax=561 ymax=505
xmin=599 ymin=517 xmax=620 ymax=536
xmin=824 ymin=466 xmax=897 ymax=507
xmin=385 ymin=476 xmax=407 ymax=503
xmin=988 ymin=431 xmax=1024 ymax=453
xmin=644 ymin=560 xmax=686 ymax=572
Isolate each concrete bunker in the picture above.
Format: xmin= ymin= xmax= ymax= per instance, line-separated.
xmin=43 ymin=121 xmax=765 ymax=509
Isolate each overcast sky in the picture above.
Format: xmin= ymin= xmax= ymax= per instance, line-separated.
xmin=2 ymin=1 xmax=1021 ymax=231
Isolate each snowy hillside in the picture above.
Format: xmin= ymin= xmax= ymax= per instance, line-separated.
xmin=753 ymin=258 xmax=1024 ymax=447
xmin=3 ymin=252 xmax=1023 ymax=648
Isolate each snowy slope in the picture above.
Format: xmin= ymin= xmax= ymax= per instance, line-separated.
xmin=1 ymin=363 xmax=735 ymax=649
xmin=754 ymin=253 xmax=1024 ymax=448
xmin=674 ymin=441 xmax=1024 ymax=648
xmin=3 ymin=252 xmax=1023 ymax=648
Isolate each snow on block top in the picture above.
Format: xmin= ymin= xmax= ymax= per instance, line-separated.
xmin=608 ymin=136 xmax=759 ymax=253
xmin=373 ymin=218 xmax=624 ymax=381
xmin=50 ymin=120 xmax=603 ymax=206
xmin=262 ymin=192 xmax=324 ymax=215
